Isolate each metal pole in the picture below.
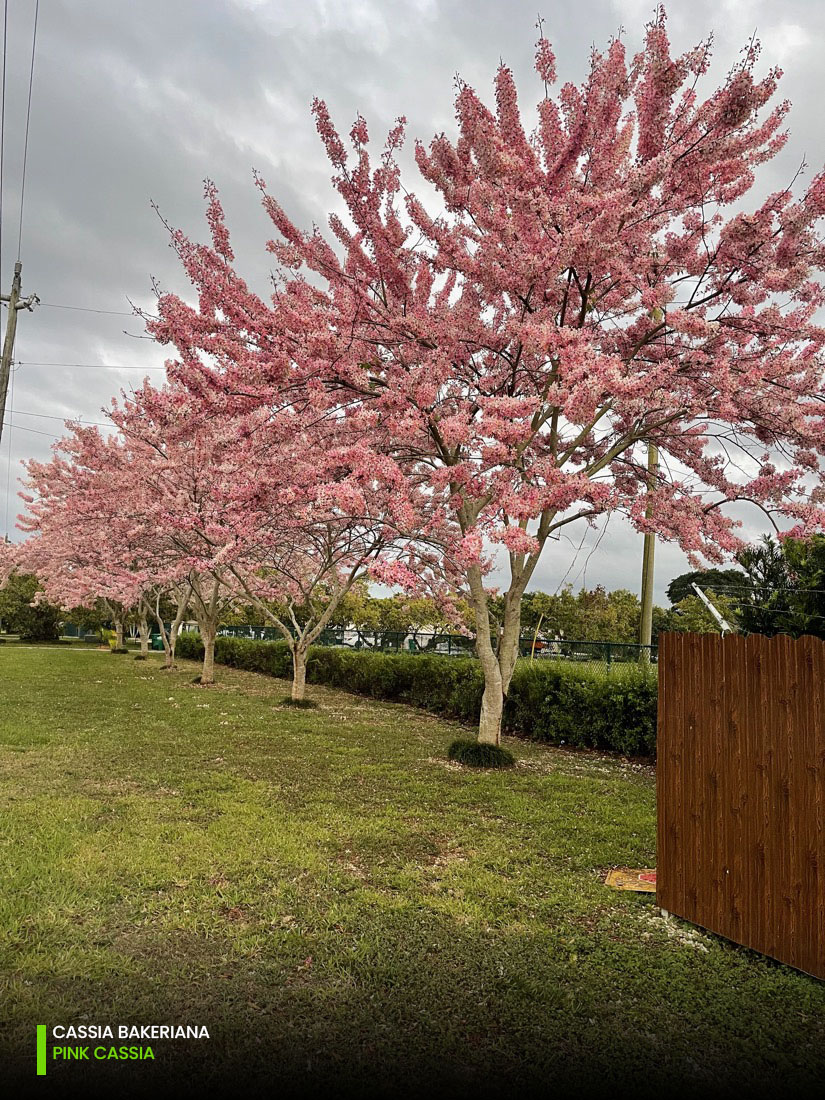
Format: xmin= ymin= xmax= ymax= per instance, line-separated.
xmin=690 ymin=583 xmax=736 ymax=635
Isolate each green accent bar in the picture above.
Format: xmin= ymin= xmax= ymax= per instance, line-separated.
xmin=36 ymin=1025 xmax=47 ymax=1075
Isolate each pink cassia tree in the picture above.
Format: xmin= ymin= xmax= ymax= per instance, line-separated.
xmin=17 ymin=428 xmax=154 ymax=651
xmin=16 ymin=426 xmax=199 ymax=659
xmin=104 ymin=383 xmax=258 ymax=684
xmin=142 ymin=202 xmax=446 ymax=701
xmin=148 ymin=9 xmax=825 ymax=743
xmin=19 ymin=415 xmax=233 ymax=678
xmin=218 ymin=414 xmax=437 ymax=701
xmin=120 ymin=356 xmax=435 ymax=699
xmin=256 ymin=11 xmax=825 ymax=742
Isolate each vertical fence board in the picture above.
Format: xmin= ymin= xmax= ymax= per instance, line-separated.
xmin=657 ymin=632 xmax=825 ymax=980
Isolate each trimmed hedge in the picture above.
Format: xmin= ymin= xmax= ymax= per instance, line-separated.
xmin=175 ymin=633 xmax=657 ymax=756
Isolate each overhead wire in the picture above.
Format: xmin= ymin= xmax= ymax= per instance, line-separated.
xmin=11 ymin=408 xmax=111 ymax=427
xmin=0 ymin=5 xmax=164 ymax=522
xmin=0 ymin=0 xmax=7 ymax=291
xmin=38 ymin=302 xmax=137 ymax=317
xmin=16 ymin=0 xmax=38 ymax=260
xmin=690 ymin=581 xmax=825 ymax=632
xmin=16 ymin=359 xmax=166 ymax=370
xmin=709 ymin=583 xmax=825 ymax=595
xmin=572 ymin=515 xmax=611 ymax=590
xmin=2 ymin=420 xmax=58 ymax=438
xmin=552 ymin=526 xmax=590 ymax=595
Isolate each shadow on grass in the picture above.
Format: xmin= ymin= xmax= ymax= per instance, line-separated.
xmin=4 ymin=906 xmax=823 ymax=1099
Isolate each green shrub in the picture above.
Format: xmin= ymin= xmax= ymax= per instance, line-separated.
xmin=503 ymin=661 xmax=657 ymax=756
xmin=173 ymin=633 xmax=658 ymax=756
xmin=176 ymin=632 xmax=204 ymax=660
xmin=447 ymin=739 xmax=515 ymax=768
xmin=0 ymin=573 xmax=61 ymax=641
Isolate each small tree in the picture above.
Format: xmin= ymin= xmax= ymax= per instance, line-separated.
xmin=17 ymin=433 xmax=148 ymax=650
xmin=0 ymin=573 xmax=61 ymax=641
xmin=64 ymin=601 xmax=110 ymax=640
xmin=670 ymin=590 xmax=740 ymax=634
xmin=666 ymin=567 xmax=749 ymax=606
xmin=781 ymin=535 xmax=825 ymax=637
xmin=736 ymin=533 xmax=825 ymax=637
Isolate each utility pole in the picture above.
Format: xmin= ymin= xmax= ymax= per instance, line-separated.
xmin=691 ymin=583 xmax=737 ymax=635
xmin=0 ymin=261 xmax=38 ymax=448
xmin=638 ymin=441 xmax=658 ymax=661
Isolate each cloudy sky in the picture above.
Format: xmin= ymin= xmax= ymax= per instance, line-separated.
xmin=1 ymin=0 xmax=823 ymax=602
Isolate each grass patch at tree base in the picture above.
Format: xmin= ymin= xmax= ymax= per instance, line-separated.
xmin=279 ymin=696 xmax=319 ymax=708
xmin=447 ymin=738 xmax=515 ymax=768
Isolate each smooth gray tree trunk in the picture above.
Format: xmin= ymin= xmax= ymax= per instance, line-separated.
xmin=200 ymin=627 xmax=216 ymax=684
xmin=291 ymin=646 xmax=308 ymax=701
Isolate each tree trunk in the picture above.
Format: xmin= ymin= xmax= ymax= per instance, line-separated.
xmin=468 ymin=565 xmax=505 ymax=745
xmin=478 ymin=664 xmax=505 ymax=744
xmin=467 ymin=563 xmax=526 ymax=746
xmin=115 ymin=620 xmax=124 ymax=649
xmin=200 ymin=627 xmax=216 ymax=685
xmin=153 ymin=587 xmax=191 ymax=670
xmin=152 ymin=612 xmax=173 ymax=668
xmin=139 ymin=615 xmax=150 ymax=656
xmin=476 ymin=616 xmax=521 ymax=745
xmin=291 ymin=646 xmax=308 ymax=701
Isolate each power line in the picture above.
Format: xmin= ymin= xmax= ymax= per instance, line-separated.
xmin=10 ymin=408 xmax=112 ymax=427
xmin=0 ymin=0 xmax=7 ymax=290
xmin=739 ymin=608 xmax=825 ymax=622
xmin=711 ymin=584 xmax=825 ymax=596
xmin=16 ymin=359 xmax=166 ymax=370
xmin=0 ymin=0 xmax=38 ymax=453
xmin=16 ymin=0 xmax=38 ymax=260
xmin=575 ymin=514 xmax=610 ymax=590
xmin=39 ymin=302 xmax=137 ymax=317
xmin=2 ymin=418 xmax=56 ymax=438
xmin=676 ymin=604 xmax=824 ymax=627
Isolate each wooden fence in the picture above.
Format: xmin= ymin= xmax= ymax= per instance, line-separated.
xmin=657 ymin=632 xmax=824 ymax=980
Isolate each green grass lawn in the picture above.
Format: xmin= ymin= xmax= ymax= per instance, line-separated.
xmin=1 ymin=648 xmax=823 ymax=1096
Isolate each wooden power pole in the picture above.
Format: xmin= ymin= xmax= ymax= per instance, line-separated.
xmin=0 ymin=261 xmax=38 ymax=449
xmin=639 ymin=442 xmax=658 ymax=659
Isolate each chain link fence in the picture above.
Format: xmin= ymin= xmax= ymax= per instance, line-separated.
xmin=216 ymin=625 xmax=657 ymax=672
